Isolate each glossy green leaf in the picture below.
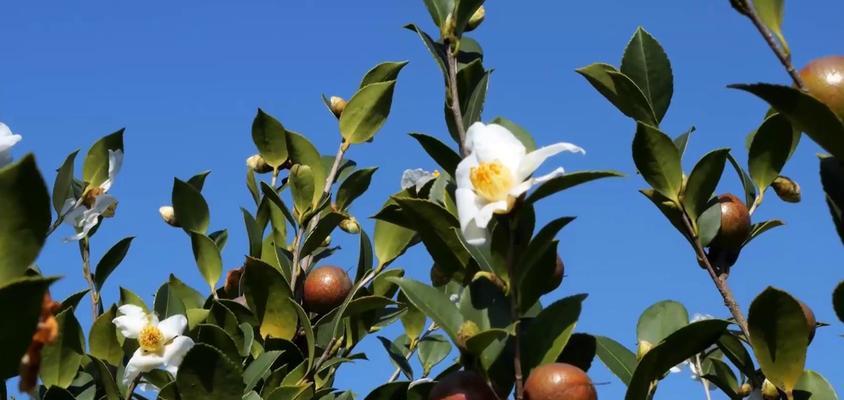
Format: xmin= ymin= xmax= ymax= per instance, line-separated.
xmin=0 ymin=155 xmax=51 ymax=284
xmin=834 ymin=281 xmax=844 ymax=323
xmin=93 ymin=236 xmax=134 ymax=291
xmin=176 ymin=344 xmax=244 ymax=400
xmin=252 ymin=108 xmax=288 ymax=168
xmin=461 ymin=70 xmax=490 ymax=128
xmin=620 ymin=27 xmax=673 ymax=122
xmin=820 ymin=156 xmax=844 ymax=244
xmin=242 ymin=208 xmax=263 ymax=258
xmin=717 ymin=332 xmax=756 ymax=379
xmin=360 ymin=61 xmax=409 ymax=88
xmin=89 ymin=305 xmax=122 ymax=366
xmin=683 ymin=149 xmax=729 ymax=223
xmin=731 ymin=83 xmax=844 ymax=159
xmin=422 ymin=0 xmax=454 ymax=28
xmin=744 ymin=219 xmax=785 ymax=247
xmin=636 ymin=300 xmax=689 ymax=357
xmin=701 ymin=358 xmax=739 ymax=398
xmin=794 ymin=370 xmax=840 ymax=400
xmin=82 ymin=129 xmax=124 ymax=187
xmin=57 ymin=289 xmax=89 ymax=314
xmin=243 ymin=350 xmax=282 ymax=392
xmin=243 ymin=258 xmax=297 ymax=340
xmin=527 ymin=170 xmax=624 ymax=203
xmin=340 ymin=81 xmax=398 ymax=144
xmin=389 ymin=277 xmax=463 ymax=344
xmin=52 ymin=150 xmax=79 ymax=214
xmin=289 ymin=164 xmax=315 ymax=218
xmin=409 ymin=133 xmax=461 ymax=175
xmin=300 ymin=211 xmax=345 ymax=257
xmin=748 ymin=287 xmax=809 ymax=393
xmin=577 ymin=63 xmax=657 ymax=125
xmin=373 ymin=200 xmax=417 ymax=268
xmin=289 ymin=299 xmax=315 ymax=371
xmin=168 ymin=274 xmax=204 ymax=310
xmin=187 ymin=170 xmax=211 ymax=192
xmin=0 ymin=276 xmax=56 ymax=379
xmin=377 ymin=336 xmax=413 ymax=379
xmin=404 ymin=24 xmax=447 ymax=78
xmin=391 ymin=198 xmax=470 ymax=274
xmin=749 ymin=113 xmax=794 ymax=192
xmin=119 ymin=287 xmax=148 ymax=311
xmin=522 ymin=294 xmax=587 ymax=374
xmin=751 ymin=0 xmax=789 ymax=55
xmin=417 ymin=334 xmax=452 ymax=377
xmin=640 ymin=188 xmax=689 ymax=240
xmin=154 ymin=281 xmax=186 ymax=319
xmin=286 ymin=130 xmax=327 ymax=206
xmin=727 ymin=152 xmax=758 ymax=209
xmin=40 ymin=309 xmax=85 ymax=388
xmin=673 ymin=127 xmax=694 ymax=158
xmin=190 ymin=232 xmax=223 ymax=293
xmin=453 ymin=0 xmax=485 ymax=36
xmin=595 ymin=335 xmax=637 ymax=386
xmin=632 ymin=123 xmax=683 ymax=202
xmin=196 ymin=324 xmax=240 ymax=362
xmin=336 ymin=167 xmax=377 ymax=210
xmin=172 ymin=178 xmax=210 ymax=234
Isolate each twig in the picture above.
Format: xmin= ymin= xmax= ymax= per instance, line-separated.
xmin=506 ymin=220 xmax=525 ymax=400
xmin=79 ymin=237 xmax=101 ymax=319
xmin=734 ymin=0 xmax=805 ymax=88
xmin=387 ymin=322 xmax=439 ymax=382
xmin=445 ymin=41 xmax=469 ymax=157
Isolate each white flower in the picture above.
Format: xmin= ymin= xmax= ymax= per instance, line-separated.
xmin=401 ymin=168 xmax=440 ymax=192
xmin=112 ymin=305 xmax=194 ymax=386
xmin=62 ymin=149 xmax=123 ymax=241
xmin=455 ymin=122 xmax=584 ymax=245
xmin=0 ymin=122 xmax=23 ymax=167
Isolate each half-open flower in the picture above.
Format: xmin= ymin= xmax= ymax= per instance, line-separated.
xmin=0 ymin=122 xmax=23 ymax=167
xmin=455 ymin=122 xmax=584 ymax=245
xmin=112 ymin=305 xmax=194 ymax=386
xmin=62 ymin=149 xmax=123 ymax=241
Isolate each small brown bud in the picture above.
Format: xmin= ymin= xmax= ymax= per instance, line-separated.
xmin=159 ymin=206 xmax=179 ymax=227
xmin=329 ymin=96 xmax=347 ymax=118
xmin=737 ymin=383 xmax=752 ymax=397
xmin=339 ymin=217 xmax=360 ymax=234
xmin=771 ymin=175 xmax=801 ymax=203
xmin=246 ymin=154 xmax=274 ymax=174
xmin=81 ymin=186 xmax=105 ymax=209
xmin=465 ymin=6 xmax=485 ymax=32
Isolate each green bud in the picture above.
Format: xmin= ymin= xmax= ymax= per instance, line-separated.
xmin=465 ymin=6 xmax=485 ymax=32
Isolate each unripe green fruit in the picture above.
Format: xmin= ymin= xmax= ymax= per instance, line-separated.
xmin=303 ymin=265 xmax=352 ymax=314
xmin=429 ymin=370 xmax=496 ymax=400
xmin=800 ymin=55 xmax=844 ymax=119
xmin=524 ymin=363 xmax=597 ymax=400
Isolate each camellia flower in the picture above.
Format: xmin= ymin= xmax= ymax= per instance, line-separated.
xmin=455 ymin=122 xmax=584 ymax=245
xmin=112 ymin=305 xmax=194 ymax=386
xmin=62 ymin=149 xmax=123 ymax=241
xmin=0 ymin=122 xmax=23 ymax=167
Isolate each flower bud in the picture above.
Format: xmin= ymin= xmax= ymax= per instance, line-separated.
xmin=465 ymin=6 xmax=485 ymax=32
xmin=771 ymin=175 xmax=801 ymax=203
xmin=246 ymin=154 xmax=274 ymax=174
xmin=440 ymin=13 xmax=457 ymax=41
xmin=329 ymin=96 xmax=347 ymax=118
xmin=636 ymin=340 xmax=654 ymax=360
xmin=339 ymin=217 xmax=360 ymax=234
xmin=159 ymin=206 xmax=179 ymax=227
xmin=456 ymin=320 xmax=480 ymax=351
xmin=737 ymin=383 xmax=752 ymax=397
xmin=761 ymin=379 xmax=779 ymax=400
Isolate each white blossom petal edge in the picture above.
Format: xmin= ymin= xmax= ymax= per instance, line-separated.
xmin=112 ymin=305 xmax=194 ymax=386
xmin=0 ymin=122 xmax=23 ymax=167
xmin=63 ymin=149 xmax=123 ymax=241
xmin=455 ymin=122 xmax=584 ymax=246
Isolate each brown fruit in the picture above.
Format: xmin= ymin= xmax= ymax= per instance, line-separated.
xmin=303 ymin=265 xmax=352 ymax=314
xmin=541 ymin=255 xmax=565 ymax=294
xmin=224 ymin=267 xmax=244 ymax=297
xmin=713 ymin=193 xmax=751 ymax=250
xmin=799 ymin=300 xmax=817 ymax=342
xmin=429 ymin=370 xmax=496 ymax=400
xmin=800 ymin=56 xmax=844 ymax=119
xmin=524 ymin=363 xmax=597 ymax=400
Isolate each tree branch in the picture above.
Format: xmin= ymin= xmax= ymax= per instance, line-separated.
xmin=735 ymin=0 xmax=805 ymax=88
xmin=79 ymin=237 xmax=101 ymax=319
xmin=445 ymin=42 xmax=469 ymax=157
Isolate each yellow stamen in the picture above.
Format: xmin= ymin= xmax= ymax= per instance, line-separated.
xmin=138 ymin=325 xmax=164 ymax=352
xmin=470 ymin=161 xmax=514 ymax=202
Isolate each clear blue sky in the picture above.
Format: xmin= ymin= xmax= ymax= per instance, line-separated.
xmin=2 ymin=1 xmax=842 ymax=398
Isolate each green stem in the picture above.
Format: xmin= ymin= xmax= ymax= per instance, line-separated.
xmin=445 ymin=40 xmax=468 ymax=157
xmin=79 ymin=237 xmax=101 ymax=319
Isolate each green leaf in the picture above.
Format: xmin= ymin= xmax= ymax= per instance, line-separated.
xmin=364 ymin=381 xmax=410 ymax=400
xmin=154 ymin=281 xmax=186 ymax=319
xmin=188 ymin=170 xmax=211 ymax=192
xmin=389 ymin=277 xmax=463 ymax=344
xmin=176 ymin=344 xmax=244 ymax=400
xmin=252 ymin=109 xmax=289 ymax=168
xmin=360 ymin=61 xmax=409 ymax=87
xmin=625 ymin=320 xmax=729 ymax=400
xmin=727 ymin=152 xmax=758 ymax=209
xmin=243 ymin=350 xmax=282 ymax=392
xmin=289 ymin=164 xmax=315 ymax=218
xmin=336 ymin=167 xmax=377 ymax=210
xmin=286 ymin=131 xmax=327 ymax=206
xmin=41 ymin=309 xmax=85 ymax=388
xmin=820 ymin=156 xmax=844 ymax=244
xmin=673 ymin=127 xmax=694 ymax=158
xmin=620 ymin=27 xmax=673 ymax=122
xmin=632 ymin=123 xmax=683 ymax=202
xmin=261 ymin=182 xmax=297 ymax=230
xmin=168 ymin=274 xmax=204 ymax=310
xmin=594 ymin=336 xmax=636 ymax=386
xmin=52 ymin=150 xmax=79 ymax=214
xmin=340 ymin=80 xmax=399 ymax=144
xmin=717 ymin=332 xmax=756 ymax=379
xmin=0 ymin=276 xmax=56 ymax=379
xmin=84 ymin=356 xmax=121 ymax=400
xmin=461 ymin=70 xmax=490 ymax=128
xmin=119 ymin=287 xmax=148 ymax=311
xmin=288 ymin=299 xmax=315 ymax=372
xmin=172 ymin=178 xmax=210 ymax=234
xmin=373 ymin=196 xmax=417 ymax=267
xmin=636 ymin=300 xmax=689 ymax=356
xmin=522 ymin=294 xmax=587 ymax=374
xmin=834 ymin=281 xmax=844 ymax=323
xmin=576 ymin=63 xmax=657 ymax=125
xmin=242 ymin=208 xmax=263 ymax=258
xmin=300 ymin=211 xmax=345 ymax=256
xmin=409 ymin=133 xmax=461 ymax=175
xmin=421 ymin=0 xmax=454 ymax=28
xmin=57 ymin=289 xmax=89 ymax=314
xmin=748 ymin=287 xmax=809 ymax=393
xmin=404 ymin=24 xmax=447 ymax=78
xmin=731 ymin=83 xmax=844 ymax=159
xmin=417 ymin=334 xmax=452 ymax=377
xmin=196 ymin=324 xmax=241 ymax=362
xmin=794 ymin=370 xmax=840 ymax=400
xmin=82 ymin=129 xmax=123 ymax=187
xmin=210 ymin=229 xmax=229 ymax=251
xmin=89 ymin=305 xmax=122 ymax=366
xmin=390 ymin=198 xmax=469 ymax=274
xmin=744 ymin=219 xmax=785 ymax=247
xmin=377 ymin=336 xmax=413 ymax=379
xmin=751 ymin=0 xmax=789 ymax=56
xmin=527 ymin=170 xmax=624 ymax=203
xmin=243 ymin=258 xmax=297 ymax=340
xmin=93 ymin=236 xmax=134 ymax=291
xmin=683 ymin=149 xmax=729 ymax=223
xmin=701 ymin=358 xmax=740 ymax=398
xmin=190 ymin=232 xmax=223 ymax=293
xmin=453 ymin=0 xmax=485 ymax=36
xmin=0 ymin=155 xmax=51 ymax=284
xmin=749 ymin=113 xmax=794 ymax=192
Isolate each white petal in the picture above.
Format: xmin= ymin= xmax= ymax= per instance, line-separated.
xmin=162 ymin=336 xmax=195 ymax=370
xmin=466 ymin=123 xmax=525 ymax=175
xmin=473 ymin=200 xmax=510 ymax=229
xmin=91 ymin=194 xmax=117 ymax=215
xmin=0 ymin=123 xmax=22 ymax=150
xmin=123 ymin=349 xmax=165 ymax=385
xmin=118 ymin=304 xmax=146 ymax=317
xmin=455 ymin=153 xmax=480 ymax=189
xmin=508 ymin=167 xmax=566 ymax=199
xmin=113 ymin=309 xmax=147 ymax=339
xmin=100 ymin=150 xmax=123 ymax=192
xmin=456 ymin=187 xmax=483 ymax=231
xmin=516 ymin=142 xmax=584 ymax=182
xmin=157 ymin=315 xmax=188 ymax=341
xmin=400 ymin=168 xmax=437 ymax=192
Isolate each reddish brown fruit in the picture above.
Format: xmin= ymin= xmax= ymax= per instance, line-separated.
xmin=524 ymin=363 xmax=597 ymax=400
xmin=713 ymin=193 xmax=751 ymax=250
xmin=303 ymin=265 xmax=352 ymax=314
xmin=541 ymin=255 xmax=566 ymax=294
xmin=800 ymin=56 xmax=844 ymax=119
xmin=799 ymin=300 xmax=817 ymax=342
xmin=224 ymin=267 xmax=244 ymax=297
xmin=429 ymin=371 xmax=496 ymax=400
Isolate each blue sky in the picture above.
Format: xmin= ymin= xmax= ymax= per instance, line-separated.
xmin=2 ymin=1 xmax=842 ymax=398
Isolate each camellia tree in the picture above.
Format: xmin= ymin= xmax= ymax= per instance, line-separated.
xmin=0 ymin=1 xmax=842 ymax=400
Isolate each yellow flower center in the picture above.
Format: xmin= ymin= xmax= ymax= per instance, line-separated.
xmin=470 ymin=161 xmax=514 ymax=202
xmin=138 ymin=325 xmax=164 ymax=352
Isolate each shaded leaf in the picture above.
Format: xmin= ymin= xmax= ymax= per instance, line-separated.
xmin=176 ymin=344 xmax=244 ymax=400
xmin=190 ymin=232 xmax=223 ymax=293
xmin=749 ymin=113 xmax=794 ymax=192
xmin=0 ymin=276 xmax=56 ymax=379
xmin=522 ymin=294 xmax=587 ymax=374
xmin=172 ymin=178 xmax=209 ymax=234
xmin=93 ymin=237 xmax=134 ymax=291
xmin=595 ymin=336 xmax=637 ymax=386
xmin=620 ymin=27 xmax=673 ymax=121
xmin=389 ymin=277 xmax=463 ymax=344
xmin=748 ymin=287 xmax=809 ymax=393
xmin=340 ymin=81 xmax=399 ymax=144
xmin=82 ymin=129 xmax=124 ymax=188
xmin=683 ymin=149 xmax=729 ymax=223
xmin=632 ymin=123 xmax=683 ymax=202
xmin=527 ymin=170 xmax=624 ymax=203
xmin=576 ymin=64 xmax=657 ymax=125
xmin=252 ymin=109 xmax=289 ymax=168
